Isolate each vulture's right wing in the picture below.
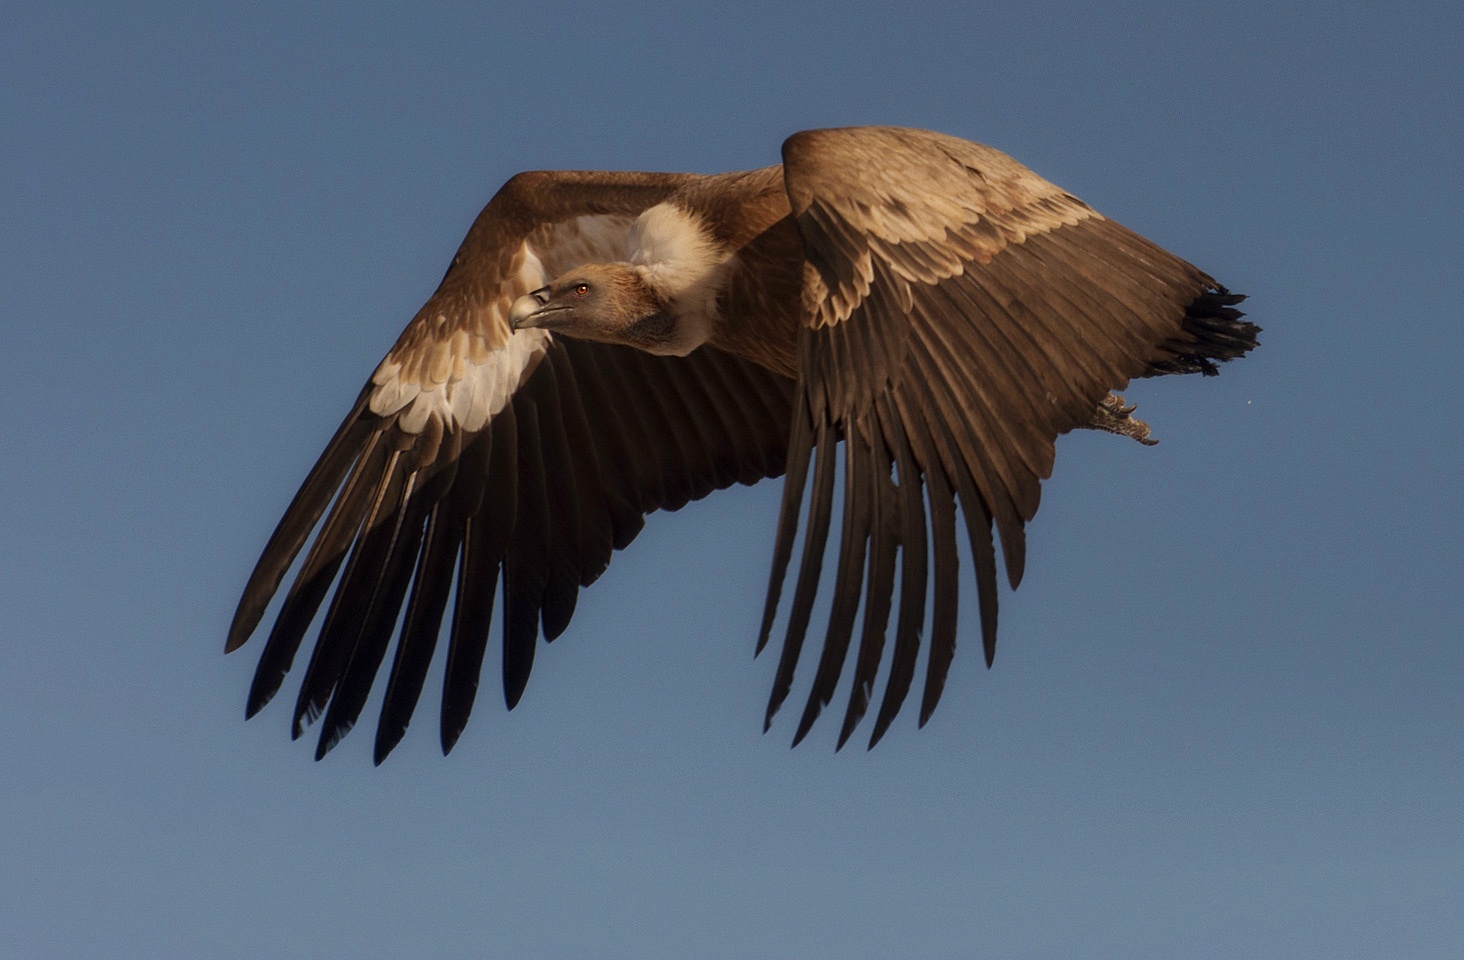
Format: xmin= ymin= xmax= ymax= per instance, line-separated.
xmin=227 ymin=171 xmax=794 ymax=763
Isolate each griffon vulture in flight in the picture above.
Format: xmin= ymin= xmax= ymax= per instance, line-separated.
xmin=227 ymin=126 xmax=1259 ymax=763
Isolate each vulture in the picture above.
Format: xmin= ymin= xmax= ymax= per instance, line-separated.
xmin=227 ymin=126 xmax=1259 ymax=763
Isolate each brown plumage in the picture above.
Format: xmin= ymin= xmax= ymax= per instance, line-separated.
xmin=227 ymin=126 xmax=1259 ymax=762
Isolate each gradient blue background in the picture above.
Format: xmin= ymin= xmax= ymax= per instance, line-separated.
xmin=4 ymin=2 xmax=1461 ymax=957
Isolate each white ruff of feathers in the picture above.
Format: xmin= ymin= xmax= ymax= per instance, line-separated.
xmin=626 ymin=203 xmax=728 ymax=355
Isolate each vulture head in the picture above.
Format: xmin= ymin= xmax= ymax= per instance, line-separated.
xmin=510 ymin=203 xmax=728 ymax=356
xmin=510 ymin=262 xmax=698 ymax=354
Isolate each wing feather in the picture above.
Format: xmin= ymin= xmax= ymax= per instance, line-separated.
xmin=836 ymin=424 xmax=899 ymax=749
xmin=867 ymin=394 xmax=928 ymax=749
xmin=312 ymin=450 xmax=435 ymax=759
xmin=441 ymin=423 xmax=512 ymax=754
xmin=373 ymin=500 xmax=459 ymax=763
xmin=227 ymin=389 xmax=376 ymax=654
xmin=502 ymin=395 xmax=548 ymax=710
xmin=903 ymin=399 xmax=960 ymax=728
xmin=755 ymin=391 xmax=813 ymax=659
xmin=543 ymin=348 xmax=618 ymax=583
xmin=244 ymin=428 xmax=390 ymax=719
xmin=291 ymin=439 xmax=414 ymax=740
xmin=791 ymin=419 xmax=871 ymax=747
xmin=762 ymin=414 xmax=836 ymax=731
xmin=525 ymin=360 xmax=584 ymax=642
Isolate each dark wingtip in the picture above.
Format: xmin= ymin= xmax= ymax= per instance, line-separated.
xmin=374 ymin=709 xmax=410 ymax=766
xmin=1143 ymin=286 xmax=1262 ymax=377
xmin=754 ymin=624 xmax=774 ymax=658
xmin=541 ymin=594 xmax=576 ymax=642
xmin=244 ymin=681 xmax=273 ymax=720
xmin=837 ymin=696 xmax=854 ymax=749
xmin=1005 ymin=555 xmax=1025 ymax=591
xmin=756 ymin=398 xmax=816 ymax=657
xmin=790 ymin=714 xmax=815 ymax=749
xmin=866 ymin=724 xmax=888 ymax=751
xmin=502 ymin=604 xmax=538 ymax=711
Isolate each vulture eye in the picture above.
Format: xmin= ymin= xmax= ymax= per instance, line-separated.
xmin=573 ymin=283 xmax=590 ymax=298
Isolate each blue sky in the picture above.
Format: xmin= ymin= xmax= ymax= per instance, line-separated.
xmin=4 ymin=2 xmax=1461 ymax=957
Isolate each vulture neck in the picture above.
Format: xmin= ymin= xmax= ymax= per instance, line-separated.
xmin=625 ymin=203 xmax=728 ymax=355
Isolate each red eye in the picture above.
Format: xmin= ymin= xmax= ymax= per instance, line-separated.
xmin=573 ymin=283 xmax=590 ymax=297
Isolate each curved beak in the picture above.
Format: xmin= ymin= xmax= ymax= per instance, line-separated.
xmin=509 ymin=287 xmax=558 ymax=330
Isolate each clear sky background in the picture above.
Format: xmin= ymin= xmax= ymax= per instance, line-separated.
xmin=4 ymin=2 xmax=1461 ymax=958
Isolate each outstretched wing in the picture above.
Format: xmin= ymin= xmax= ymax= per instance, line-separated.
xmin=760 ymin=127 xmax=1257 ymax=749
xmin=228 ymin=170 xmax=794 ymax=763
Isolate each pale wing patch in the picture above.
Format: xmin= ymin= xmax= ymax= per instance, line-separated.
xmin=366 ymin=212 xmax=636 ymax=434
xmin=788 ymin=128 xmax=1112 ymax=328
xmin=819 ymin=133 xmax=1092 ymax=244
xmin=370 ymin=328 xmax=551 ymax=433
xmin=368 ymin=236 xmax=551 ymax=434
xmin=860 ymin=193 xmax=1096 ymax=293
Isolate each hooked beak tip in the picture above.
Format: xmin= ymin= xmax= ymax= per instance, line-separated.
xmin=508 ymin=293 xmax=545 ymax=331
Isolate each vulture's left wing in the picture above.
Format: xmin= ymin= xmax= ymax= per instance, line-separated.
xmin=761 ymin=127 xmax=1257 ymax=749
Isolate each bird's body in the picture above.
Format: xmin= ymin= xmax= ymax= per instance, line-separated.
xmin=228 ymin=127 xmax=1259 ymax=763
